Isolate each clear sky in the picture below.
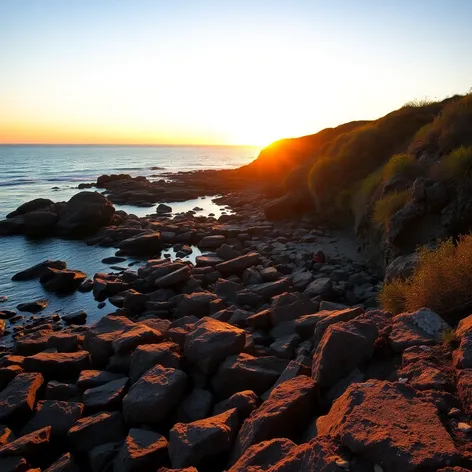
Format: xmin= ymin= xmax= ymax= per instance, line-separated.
xmin=1 ymin=0 xmax=471 ymax=146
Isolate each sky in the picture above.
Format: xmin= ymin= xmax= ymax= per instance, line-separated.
xmin=1 ymin=0 xmax=471 ymax=146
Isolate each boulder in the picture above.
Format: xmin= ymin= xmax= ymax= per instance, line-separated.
xmin=303 ymin=277 xmax=333 ymax=299
xmin=40 ymin=268 xmax=87 ymax=293
xmin=7 ymin=198 xmax=54 ymax=219
xmin=317 ymin=380 xmax=460 ymax=471
xmin=269 ymin=292 xmax=317 ymax=325
xmin=212 ymin=390 xmax=259 ymax=420
xmin=169 ymin=408 xmax=238 ymax=468
xmin=184 ymin=318 xmax=246 ymax=374
xmin=112 ymin=326 xmax=164 ymax=354
xmin=113 ymin=428 xmax=168 ymax=472
xmin=57 ymin=191 xmax=115 ymax=236
xmin=156 ymin=203 xmax=172 ymax=214
xmin=230 ymin=376 xmax=316 ymax=462
xmin=0 ymin=372 xmax=44 ymax=423
xmin=83 ymin=377 xmax=129 ymax=411
xmin=215 ymin=252 xmax=260 ymax=275
xmin=12 ymin=260 xmax=67 ymax=281
xmin=312 ymin=318 xmax=378 ymax=388
xmin=313 ymin=307 xmax=364 ymax=345
xmin=24 ymin=351 xmax=90 ymax=380
xmin=249 ymin=277 xmax=291 ymax=300
xmin=62 ymin=310 xmax=87 ymax=325
xmin=389 ymin=307 xmax=450 ymax=352
xmin=211 ymin=353 xmax=289 ymax=397
xmin=155 ymin=266 xmax=191 ymax=288
xmin=20 ymin=400 xmax=83 ymax=437
xmin=177 ymin=388 xmax=214 ymax=423
xmin=123 ymin=365 xmax=187 ymax=424
xmin=16 ymin=299 xmax=48 ymax=313
xmin=0 ymin=426 xmax=51 ymax=459
xmin=228 ymin=438 xmax=297 ymax=472
xmin=175 ymin=292 xmax=219 ymax=318
xmin=68 ymin=411 xmax=126 ymax=453
xmin=129 ymin=342 xmax=181 ymax=383
xmin=385 ymin=253 xmax=419 ymax=282
xmin=119 ymin=232 xmax=163 ymax=256
xmin=198 ymin=235 xmax=226 ymax=249
xmin=44 ymin=452 xmax=80 ymax=472
xmin=77 ymin=370 xmax=125 ymax=389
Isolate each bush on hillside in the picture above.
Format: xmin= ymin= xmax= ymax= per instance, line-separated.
xmin=372 ymin=190 xmax=410 ymax=229
xmin=440 ymin=146 xmax=472 ymax=183
xmin=408 ymin=94 xmax=472 ymax=156
xmin=379 ymin=235 xmax=472 ymax=316
xmin=383 ymin=153 xmax=419 ymax=180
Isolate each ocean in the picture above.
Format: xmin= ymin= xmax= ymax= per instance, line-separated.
xmin=0 ymin=145 xmax=259 ymax=334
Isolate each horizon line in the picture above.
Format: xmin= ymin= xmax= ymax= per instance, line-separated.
xmin=0 ymin=142 xmax=262 ymax=147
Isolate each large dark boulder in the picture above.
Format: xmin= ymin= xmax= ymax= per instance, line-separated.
xmin=7 ymin=198 xmax=55 ymax=218
xmin=119 ymin=232 xmax=163 ymax=256
xmin=56 ymin=191 xmax=115 ymax=236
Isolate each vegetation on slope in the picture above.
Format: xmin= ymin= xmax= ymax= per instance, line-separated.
xmin=379 ymin=235 xmax=472 ymax=316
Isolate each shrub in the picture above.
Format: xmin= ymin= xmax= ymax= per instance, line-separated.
xmin=372 ymin=190 xmax=410 ymax=229
xmin=440 ymin=145 xmax=472 ymax=183
xmin=403 ymin=97 xmax=437 ymax=108
xmin=383 ymin=153 xmax=419 ymax=180
xmin=379 ymin=235 xmax=472 ymax=316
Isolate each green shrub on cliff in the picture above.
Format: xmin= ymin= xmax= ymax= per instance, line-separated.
xmin=440 ymin=145 xmax=472 ymax=183
xmin=379 ymin=235 xmax=472 ymax=315
xmin=372 ymin=190 xmax=410 ymax=229
xmin=383 ymin=153 xmax=419 ymax=180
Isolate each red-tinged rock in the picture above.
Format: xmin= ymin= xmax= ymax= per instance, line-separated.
xmin=213 ymin=390 xmax=259 ymax=420
xmin=0 ymin=372 xmax=44 ymax=424
xmin=0 ymin=426 xmax=15 ymax=446
xmin=389 ymin=307 xmax=450 ymax=352
xmin=312 ymin=307 xmax=364 ymax=344
xmin=14 ymin=330 xmax=52 ymax=356
xmin=123 ymin=365 xmax=187 ymax=425
xmin=40 ymin=268 xmax=87 ymax=294
xmin=43 ymin=452 xmax=79 ymax=472
xmin=20 ymin=400 xmax=83 ymax=437
xmin=113 ymin=428 xmax=168 ymax=472
xmin=23 ymin=351 xmax=90 ymax=380
xmin=228 ymin=438 xmax=297 ymax=472
xmin=312 ymin=318 xmax=377 ymax=388
xmin=0 ymin=427 xmax=51 ymax=458
xmin=457 ymin=369 xmax=472 ymax=414
xmin=83 ymin=315 xmax=136 ymax=366
xmin=112 ymin=326 xmax=164 ymax=354
xmin=129 ymin=342 xmax=181 ymax=383
xmin=118 ymin=232 xmax=162 ymax=256
xmin=230 ymin=376 xmax=316 ymax=463
xmin=453 ymin=335 xmax=472 ymax=369
xmin=215 ymin=252 xmax=260 ymax=274
xmin=211 ymin=353 xmax=289 ymax=397
xmin=317 ymin=380 xmax=460 ymax=471
xmin=184 ymin=317 xmax=246 ymax=374
xmin=169 ymin=408 xmax=239 ymax=469
xmin=68 ymin=411 xmax=126 ymax=453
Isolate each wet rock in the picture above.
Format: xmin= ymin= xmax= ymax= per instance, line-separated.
xmin=198 ymin=235 xmax=226 ymax=249
xmin=184 ymin=318 xmax=246 ymax=374
xmin=16 ymin=299 xmax=48 ymax=314
xmin=216 ymin=244 xmax=241 ymax=261
xmin=24 ymin=351 xmax=90 ymax=380
xmin=119 ymin=232 xmax=163 ymax=256
xmin=231 ymin=376 xmax=316 ymax=462
xmin=40 ymin=268 xmax=87 ymax=293
xmin=317 ymin=380 xmax=460 ymax=471
xmin=129 ymin=342 xmax=181 ymax=383
xmin=83 ymin=377 xmax=128 ymax=411
xmin=47 ymin=333 xmax=81 ymax=353
xmin=12 ymin=260 xmax=67 ymax=281
xmin=103 ymin=256 xmax=127 ymax=264
xmin=0 ymin=372 xmax=44 ymax=424
xmin=56 ymin=191 xmax=115 ymax=236
xmin=0 ymin=426 xmax=51 ymax=459
xmin=114 ymin=428 xmax=168 ymax=472
xmin=156 ymin=203 xmax=172 ymax=214
xmin=123 ymin=364 xmax=187 ymax=424
xmin=215 ymin=252 xmax=260 ymax=274
xmin=211 ymin=353 xmax=289 ymax=397
xmin=20 ymin=400 xmax=84 ymax=437
xmin=169 ymin=408 xmax=238 ymax=468
xmin=389 ymin=307 xmax=450 ymax=352
xmin=68 ymin=411 xmax=126 ymax=453
xmin=62 ymin=310 xmax=87 ymax=325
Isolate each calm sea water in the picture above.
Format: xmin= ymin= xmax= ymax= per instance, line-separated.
xmin=0 ymin=145 xmax=258 ymax=338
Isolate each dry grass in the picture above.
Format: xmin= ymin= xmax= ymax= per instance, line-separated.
xmin=379 ymin=235 xmax=472 ymax=315
xmin=372 ymin=190 xmax=410 ymax=229
xmin=440 ymin=145 xmax=472 ymax=183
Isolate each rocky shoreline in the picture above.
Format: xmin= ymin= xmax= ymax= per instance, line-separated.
xmin=0 ymin=170 xmax=471 ymax=471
